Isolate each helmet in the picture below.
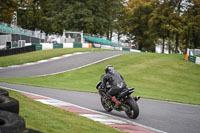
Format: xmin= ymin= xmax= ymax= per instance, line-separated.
xmin=105 ymin=65 xmax=114 ymax=73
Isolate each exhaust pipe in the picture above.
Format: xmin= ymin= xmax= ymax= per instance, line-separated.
xmin=134 ymin=96 xmax=140 ymax=101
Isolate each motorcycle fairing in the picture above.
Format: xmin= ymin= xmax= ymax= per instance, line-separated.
xmin=118 ymin=88 xmax=134 ymax=99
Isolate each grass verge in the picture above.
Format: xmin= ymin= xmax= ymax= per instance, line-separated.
xmin=4 ymin=89 xmax=121 ymax=133
xmin=1 ymin=53 xmax=200 ymax=105
xmin=0 ymin=48 xmax=109 ymax=67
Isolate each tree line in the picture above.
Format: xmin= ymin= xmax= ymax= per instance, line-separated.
xmin=0 ymin=0 xmax=199 ymax=53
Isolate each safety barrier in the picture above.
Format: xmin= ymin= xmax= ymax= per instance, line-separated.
xmin=188 ymin=55 xmax=200 ymax=64
xmin=73 ymin=42 xmax=82 ymax=48
xmin=53 ymin=43 xmax=63 ymax=49
xmin=0 ymin=88 xmax=42 ymax=133
xmin=185 ymin=49 xmax=200 ymax=65
xmin=32 ymin=43 xmax=42 ymax=51
xmin=0 ymin=45 xmax=36 ymax=57
xmin=122 ymin=47 xmax=130 ymax=51
xmin=42 ymin=42 xmax=89 ymax=49
xmin=35 ymin=43 xmax=138 ymax=52
xmin=0 ymin=42 xmax=140 ymax=56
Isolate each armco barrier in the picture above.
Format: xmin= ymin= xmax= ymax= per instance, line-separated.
xmin=196 ymin=57 xmax=200 ymax=64
xmin=73 ymin=42 xmax=82 ymax=48
xmin=189 ymin=56 xmax=196 ymax=63
xmin=186 ymin=49 xmax=200 ymax=65
xmin=82 ymin=43 xmax=89 ymax=48
xmin=32 ymin=43 xmax=42 ymax=51
xmin=41 ymin=43 xmax=53 ymax=50
xmin=63 ymin=43 xmax=73 ymax=48
xmin=35 ymin=45 xmax=42 ymax=51
xmin=122 ymin=47 xmax=130 ymax=51
xmin=53 ymin=43 xmax=63 ymax=49
xmin=188 ymin=55 xmax=200 ymax=64
xmin=0 ymin=45 xmax=36 ymax=57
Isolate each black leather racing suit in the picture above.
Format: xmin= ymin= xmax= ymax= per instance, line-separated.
xmin=101 ymin=70 xmax=127 ymax=97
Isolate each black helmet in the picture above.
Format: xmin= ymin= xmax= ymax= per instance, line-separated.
xmin=105 ymin=65 xmax=114 ymax=73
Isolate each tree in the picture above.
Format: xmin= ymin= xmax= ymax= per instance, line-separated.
xmin=149 ymin=0 xmax=175 ymax=53
xmin=103 ymin=0 xmax=124 ymax=40
xmin=121 ymin=0 xmax=157 ymax=51
xmin=177 ymin=0 xmax=200 ymax=53
xmin=69 ymin=1 xmax=94 ymax=33
xmin=85 ymin=0 xmax=124 ymax=39
xmin=17 ymin=0 xmax=45 ymax=31
xmin=0 ymin=0 xmax=18 ymax=24
xmin=188 ymin=0 xmax=200 ymax=49
xmin=9 ymin=0 xmax=125 ymax=37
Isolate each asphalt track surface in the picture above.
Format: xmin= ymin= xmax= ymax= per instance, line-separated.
xmin=0 ymin=51 xmax=128 ymax=78
xmin=0 ymin=51 xmax=200 ymax=133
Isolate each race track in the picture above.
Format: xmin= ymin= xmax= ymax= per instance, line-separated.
xmin=0 ymin=51 xmax=200 ymax=133
xmin=0 ymin=51 xmax=128 ymax=78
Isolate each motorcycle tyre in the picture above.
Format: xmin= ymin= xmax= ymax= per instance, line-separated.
xmin=0 ymin=111 xmax=26 ymax=133
xmin=0 ymin=95 xmax=19 ymax=114
xmin=101 ymin=97 xmax=112 ymax=112
xmin=125 ymin=97 xmax=139 ymax=119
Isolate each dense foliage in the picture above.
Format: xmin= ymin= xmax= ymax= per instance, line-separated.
xmin=0 ymin=0 xmax=199 ymax=52
xmin=121 ymin=0 xmax=200 ymax=52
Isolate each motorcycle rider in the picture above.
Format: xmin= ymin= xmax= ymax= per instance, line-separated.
xmin=100 ymin=65 xmax=127 ymax=108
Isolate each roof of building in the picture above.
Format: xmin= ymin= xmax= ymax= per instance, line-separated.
xmin=83 ymin=35 xmax=121 ymax=47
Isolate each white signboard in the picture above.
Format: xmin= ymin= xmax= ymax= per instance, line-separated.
xmin=195 ymin=57 xmax=200 ymax=64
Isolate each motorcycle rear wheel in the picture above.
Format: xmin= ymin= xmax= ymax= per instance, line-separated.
xmin=125 ymin=97 xmax=139 ymax=119
xmin=101 ymin=97 xmax=112 ymax=112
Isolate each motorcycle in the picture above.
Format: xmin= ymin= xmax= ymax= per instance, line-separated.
xmin=96 ymin=75 xmax=140 ymax=119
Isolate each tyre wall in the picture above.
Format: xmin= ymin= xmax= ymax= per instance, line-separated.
xmin=0 ymin=88 xmax=41 ymax=133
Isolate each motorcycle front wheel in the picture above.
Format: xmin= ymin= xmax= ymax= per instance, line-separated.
xmin=101 ymin=97 xmax=112 ymax=112
xmin=125 ymin=97 xmax=139 ymax=119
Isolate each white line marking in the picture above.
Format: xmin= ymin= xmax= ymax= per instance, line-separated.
xmin=73 ymin=52 xmax=85 ymax=55
xmin=63 ymin=54 xmax=73 ymax=57
xmin=81 ymin=114 xmax=127 ymax=124
xmin=88 ymin=118 xmax=127 ymax=124
xmin=37 ymin=60 xmax=49 ymax=63
xmin=36 ymin=99 xmax=73 ymax=106
xmin=8 ymin=65 xmax=19 ymax=68
xmin=0 ymin=85 xmax=167 ymax=133
xmin=23 ymin=63 xmax=36 ymax=66
xmin=33 ymin=54 xmax=123 ymax=77
xmin=50 ymin=57 xmax=62 ymax=60
xmin=0 ymin=52 xmax=88 ymax=69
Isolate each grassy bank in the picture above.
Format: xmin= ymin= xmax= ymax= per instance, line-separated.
xmin=4 ymin=89 xmax=120 ymax=133
xmin=1 ymin=53 xmax=200 ymax=105
xmin=0 ymin=48 xmax=108 ymax=67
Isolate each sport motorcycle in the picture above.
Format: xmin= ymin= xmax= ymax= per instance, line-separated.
xmin=96 ymin=75 xmax=140 ymax=119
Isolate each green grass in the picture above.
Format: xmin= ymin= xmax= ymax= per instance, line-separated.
xmin=0 ymin=48 xmax=109 ymax=67
xmin=4 ymin=89 xmax=121 ymax=133
xmin=1 ymin=53 xmax=200 ymax=105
